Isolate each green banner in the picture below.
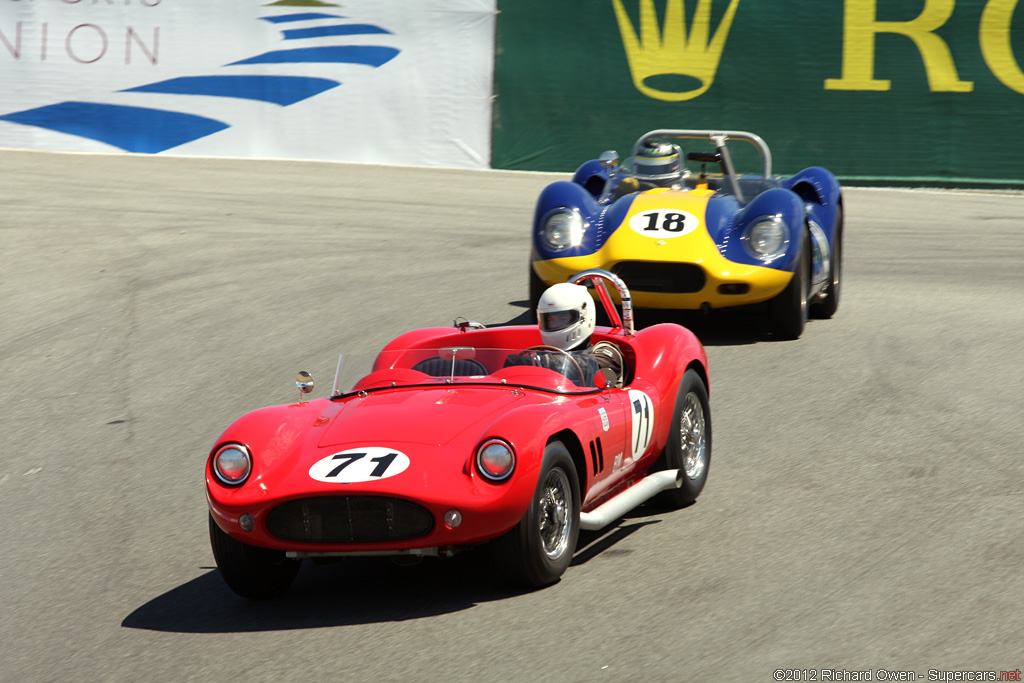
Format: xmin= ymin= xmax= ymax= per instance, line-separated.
xmin=493 ymin=0 xmax=1024 ymax=187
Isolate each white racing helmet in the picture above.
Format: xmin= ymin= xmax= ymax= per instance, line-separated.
xmin=537 ymin=283 xmax=596 ymax=351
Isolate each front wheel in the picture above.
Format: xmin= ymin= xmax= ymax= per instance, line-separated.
xmin=491 ymin=441 xmax=580 ymax=589
xmin=209 ymin=514 xmax=301 ymax=599
xmin=767 ymin=235 xmax=810 ymax=340
xmin=656 ymin=369 xmax=711 ymax=508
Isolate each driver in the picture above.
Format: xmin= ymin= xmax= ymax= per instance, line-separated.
xmin=635 ymin=139 xmax=686 ymax=188
xmin=611 ymin=139 xmax=687 ymax=200
xmin=506 ymin=283 xmax=623 ymax=387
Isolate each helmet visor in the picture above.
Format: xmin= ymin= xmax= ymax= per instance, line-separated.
xmin=539 ymin=309 xmax=581 ymax=333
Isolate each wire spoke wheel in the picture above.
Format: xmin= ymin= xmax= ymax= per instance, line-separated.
xmin=656 ymin=369 xmax=712 ymax=508
xmin=538 ymin=467 xmax=572 ymax=560
xmin=679 ymin=392 xmax=708 ymax=480
xmin=491 ymin=441 xmax=580 ymax=588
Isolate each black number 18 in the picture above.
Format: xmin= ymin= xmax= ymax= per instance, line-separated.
xmin=642 ymin=211 xmax=686 ymax=232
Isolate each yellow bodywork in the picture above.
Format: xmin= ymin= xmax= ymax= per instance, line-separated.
xmin=533 ymin=189 xmax=792 ymax=309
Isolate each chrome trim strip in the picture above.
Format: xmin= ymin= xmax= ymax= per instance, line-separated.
xmin=286 ymin=548 xmax=440 ymax=558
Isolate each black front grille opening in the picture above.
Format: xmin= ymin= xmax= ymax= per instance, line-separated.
xmin=268 ymin=496 xmax=435 ymax=543
xmin=612 ymin=262 xmax=706 ymax=293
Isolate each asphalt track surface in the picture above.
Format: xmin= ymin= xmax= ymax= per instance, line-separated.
xmin=2 ymin=150 xmax=1023 ymax=682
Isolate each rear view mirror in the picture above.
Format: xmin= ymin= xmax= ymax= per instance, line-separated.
xmin=687 ymin=151 xmax=722 ymax=164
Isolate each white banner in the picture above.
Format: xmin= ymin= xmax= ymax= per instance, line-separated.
xmin=0 ymin=0 xmax=495 ymax=168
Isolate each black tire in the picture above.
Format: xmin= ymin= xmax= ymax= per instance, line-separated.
xmin=208 ymin=514 xmax=301 ymax=599
xmin=810 ymin=203 xmax=843 ymax=319
xmin=656 ymin=369 xmax=711 ymax=508
xmin=528 ymin=264 xmax=546 ymax=323
xmin=767 ymin=233 xmax=810 ymax=340
xmin=491 ymin=441 xmax=581 ymax=589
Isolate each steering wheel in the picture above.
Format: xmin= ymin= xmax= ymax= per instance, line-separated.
xmin=522 ymin=345 xmax=586 ymax=384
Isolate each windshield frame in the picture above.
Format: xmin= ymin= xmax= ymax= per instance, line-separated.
xmin=330 ymin=347 xmax=608 ymax=399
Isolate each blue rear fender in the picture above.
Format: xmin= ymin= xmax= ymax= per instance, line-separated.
xmin=783 ymin=166 xmax=843 ymax=245
xmin=571 ymin=159 xmax=610 ymax=198
xmin=718 ymin=188 xmax=805 ymax=272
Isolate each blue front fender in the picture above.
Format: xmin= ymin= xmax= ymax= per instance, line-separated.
xmin=533 ymin=181 xmax=606 ymax=260
xmin=717 ymin=188 xmax=806 ymax=272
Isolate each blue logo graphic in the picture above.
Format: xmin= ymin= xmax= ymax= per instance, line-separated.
xmin=0 ymin=9 xmax=400 ymax=154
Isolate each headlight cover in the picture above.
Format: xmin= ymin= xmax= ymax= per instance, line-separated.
xmin=541 ymin=208 xmax=585 ymax=251
xmin=476 ymin=438 xmax=516 ymax=482
xmin=743 ymin=215 xmax=790 ymax=261
xmin=212 ymin=443 xmax=252 ymax=486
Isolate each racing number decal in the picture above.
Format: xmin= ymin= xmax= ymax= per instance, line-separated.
xmin=628 ymin=209 xmax=699 ymax=238
xmin=628 ymin=390 xmax=654 ymax=461
xmin=308 ymin=447 xmax=410 ymax=483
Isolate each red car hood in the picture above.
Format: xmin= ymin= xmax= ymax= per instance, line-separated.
xmin=318 ymin=386 xmax=526 ymax=448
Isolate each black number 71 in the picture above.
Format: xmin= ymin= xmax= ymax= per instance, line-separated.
xmin=326 ymin=451 xmax=399 ymax=478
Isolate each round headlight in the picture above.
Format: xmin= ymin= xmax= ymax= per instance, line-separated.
xmin=213 ymin=444 xmax=251 ymax=486
xmin=744 ymin=215 xmax=789 ymax=261
xmin=541 ymin=209 xmax=584 ymax=251
xmin=476 ymin=438 xmax=516 ymax=482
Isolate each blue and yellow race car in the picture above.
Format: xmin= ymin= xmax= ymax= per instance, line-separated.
xmin=529 ymin=129 xmax=843 ymax=339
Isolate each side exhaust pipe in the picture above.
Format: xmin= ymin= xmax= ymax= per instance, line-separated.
xmin=579 ymin=469 xmax=682 ymax=531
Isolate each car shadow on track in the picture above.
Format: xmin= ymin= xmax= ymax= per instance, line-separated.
xmin=122 ymin=550 xmax=520 ymax=633
xmin=122 ymin=510 xmax=674 ymax=633
xmin=572 ymin=519 xmax=661 ymax=566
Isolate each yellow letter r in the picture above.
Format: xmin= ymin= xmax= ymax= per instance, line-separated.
xmin=825 ymin=0 xmax=973 ymax=92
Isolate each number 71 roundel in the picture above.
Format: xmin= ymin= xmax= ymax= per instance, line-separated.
xmin=627 ymin=390 xmax=655 ymax=461
xmin=309 ymin=447 xmax=410 ymax=483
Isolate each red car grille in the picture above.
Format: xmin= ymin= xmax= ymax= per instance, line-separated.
xmin=612 ymin=261 xmax=706 ymax=293
xmin=267 ymin=496 xmax=435 ymax=543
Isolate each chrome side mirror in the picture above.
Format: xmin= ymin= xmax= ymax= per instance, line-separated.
xmin=296 ymin=370 xmax=314 ymax=402
xmin=454 ymin=317 xmax=486 ymax=332
xmin=599 ymin=150 xmax=620 ymax=169
xmin=594 ymin=368 xmax=616 ymax=389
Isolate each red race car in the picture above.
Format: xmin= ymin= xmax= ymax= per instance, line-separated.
xmin=206 ymin=269 xmax=711 ymax=597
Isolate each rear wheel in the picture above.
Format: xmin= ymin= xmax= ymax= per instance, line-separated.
xmin=656 ymin=369 xmax=711 ymax=508
xmin=208 ymin=514 xmax=301 ymax=599
xmin=810 ymin=204 xmax=843 ymax=319
xmin=491 ymin=441 xmax=580 ymax=589
xmin=767 ymin=235 xmax=810 ymax=340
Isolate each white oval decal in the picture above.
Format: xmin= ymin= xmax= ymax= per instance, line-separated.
xmin=628 ymin=390 xmax=655 ymax=461
xmin=309 ymin=447 xmax=410 ymax=484
xmin=628 ymin=209 xmax=700 ymax=238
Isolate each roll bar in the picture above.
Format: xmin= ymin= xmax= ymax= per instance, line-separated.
xmin=569 ymin=268 xmax=634 ymax=337
xmin=631 ymin=129 xmax=771 ymax=176
xmin=631 ymin=129 xmax=772 ymax=203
